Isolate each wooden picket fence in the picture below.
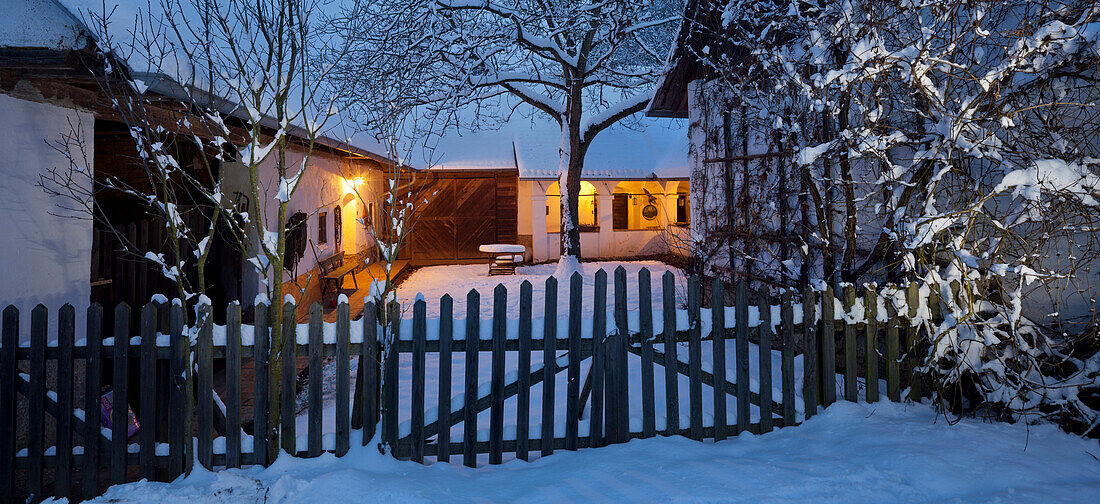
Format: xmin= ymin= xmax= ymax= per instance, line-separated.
xmin=1 ymin=267 xmax=936 ymax=503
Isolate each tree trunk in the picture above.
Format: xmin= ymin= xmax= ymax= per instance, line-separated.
xmin=558 ymin=98 xmax=585 ymax=260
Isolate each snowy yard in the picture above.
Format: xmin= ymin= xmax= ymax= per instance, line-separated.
xmin=84 ymin=401 xmax=1100 ymax=503
xmin=391 ymin=260 xmax=686 ymax=318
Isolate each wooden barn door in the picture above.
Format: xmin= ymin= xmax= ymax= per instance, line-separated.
xmin=404 ymin=171 xmax=517 ymax=263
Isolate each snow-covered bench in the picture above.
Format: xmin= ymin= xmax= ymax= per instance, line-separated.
xmin=479 ymin=244 xmax=525 ymax=276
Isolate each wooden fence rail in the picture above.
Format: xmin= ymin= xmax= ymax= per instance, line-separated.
xmin=1 ymin=267 xmax=936 ymax=503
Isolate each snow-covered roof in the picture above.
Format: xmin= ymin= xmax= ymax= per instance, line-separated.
xmin=0 ymin=0 xmax=92 ymax=51
xmin=428 ymin=108 xmax=689 ymax=180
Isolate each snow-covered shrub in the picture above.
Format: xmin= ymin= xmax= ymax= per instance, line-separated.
xmin=687 ymin=0 xmax=1100 ymax=433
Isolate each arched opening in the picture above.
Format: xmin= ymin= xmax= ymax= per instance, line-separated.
xmin=612 ymin=181 xmax=665 ymax=231
xmin=546 ymin=181 xmax=598 ymax=233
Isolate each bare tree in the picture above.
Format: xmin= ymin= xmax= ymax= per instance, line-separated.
xmin=684 ymin=0 xmax=1100 ymax=432
xmin=335 ymin=0 xmax=681 ymax=273
xmin=42 ymin=0 xmax=356 ymax=460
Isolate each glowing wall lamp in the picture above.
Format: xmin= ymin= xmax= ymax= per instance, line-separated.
xmin=343 ymin=176 xmax=365 ymax=195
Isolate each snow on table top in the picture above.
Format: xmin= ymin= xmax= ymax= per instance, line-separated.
xmin=478 ymin=244 xmax=526 ymax=253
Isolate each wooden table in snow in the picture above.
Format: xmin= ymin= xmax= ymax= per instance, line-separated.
xmin=479 ymin=244 xmax=526 ymax=276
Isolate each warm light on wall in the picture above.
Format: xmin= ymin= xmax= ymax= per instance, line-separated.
xmin=343 ymin=177 xmax=364 ymax=194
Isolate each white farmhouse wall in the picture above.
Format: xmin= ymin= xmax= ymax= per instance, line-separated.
xmin=221 ymin=146 xmax=380 ymax=300
xmin=0 ymin=93 xmax=93 ymax=339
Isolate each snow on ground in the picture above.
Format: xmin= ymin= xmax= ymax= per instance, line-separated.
xmin=392 ymin=260 xmax=686 ymax=319
xmin=79 ymin=401 xmax=1100 ymax=504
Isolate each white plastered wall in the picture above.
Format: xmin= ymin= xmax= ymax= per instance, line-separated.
xmin=0 ymin=93 xmax=93 ymax=341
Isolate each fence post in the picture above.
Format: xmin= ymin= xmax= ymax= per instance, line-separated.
xmin=609 ymin=267 xmax=629 ymax=445
xmin=308 ymin=303 xmax=324 ymax=458
xmin=28 ymin=305 xmax=47 ymax=498
xmin=437 ymin=295 xmax=453 ymax=462
xmin=517 ymin=280 xmax=533 ymax=461
xmin=566 ymin=273 xmax=581 ymax=451
xmin=706 ymin=278 xmax=726 ymax=440
xmin=197 ymin=304 xmax=213 ymax=469
xmin=139 ymin=304 xmax=157 ymax=479
xmin=462 ymin=291 xmax=479 ymax=466
xmin=758 ymin=287 xmax=773 ymax=433
xmin=0 ymin=306 xmax=16 ymax=501
xmin=336 ymin=301 xmax=351 ymax=457
xmin=821 ymin=285 xmax=837 ymax=406
xmin=906 ymin=283 xmax=922 ymax=401
xmin=780 ymin=291 xmax=796 ymax=425
xmin=411 ymin=298 xmax=427 ymax=464
xmin=253 ymin=303 xmax=270 ymax=464
xmin=384 ymin=301 xmax=401 ymax=458
xmin=843 ymin=285 xmax=858 ymax=402
xmin=280 ymin=301 xmax=297 ymax=457
xmin=359 ymin=301 xmax=377 ymax=446
xmin=686 ymin=275 xmax=703 ymax=440
xmin=638 ymin=268 xmax=656 ymax=439
xmin=57 ymin=304 xmax=76 ymax=498
xmin=864 ymin=286 xmax=880 ymax=403
xmin=802 ymin=287 xmax=818 ymax=418
xmin=110 ymin=303 xmax=129 ymax=485
xmin=590 ymin=269 xmax=607 ymax=449
xmin=225 ymin=303 xmax=242 ymax=468
xmin=84 ymin=304 xmax=103 ymax=498
xmin=541 ymin=276 xmax=557 ymax=457
xmin=662 ymin=272 xmax=679 ymax=436
xmin=885 ymin=287 xmax=900 ymax=402
xmin=489 ymin=285 xmax=507 ymax=464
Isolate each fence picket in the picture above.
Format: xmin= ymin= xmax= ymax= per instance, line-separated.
xmin=687 ymin=276 xmax=703 ymax=440
xmin=462 ymin=290 xmax=479 ymax=467
xmin=566 ymin=273 xmax=581 ymax=451
xmin=57 ymin=304 xmax=75 ymax=498
xmin=168 ymin=305 xmax=185 ymax=479
xmin=84 ymin=304 xmax=103 ymax=498
xmin=336 ymin=302 xmax=351 ymax=457
xmin=886 ymin=288 xmax=900 ymax=402
xmin=639 ymin=268 xmax=655 ymax=439
xmin=802 ymin=288 xmax=818 ymax=418
xmin=110 ymin=304 xmax=129 ymax=485
xmin=281 ymin=302 xmax=298 ymax=456
xmin=906 ymin=283 xmax=921 ymax=401
xmin=780 ymin=291 xmax=796 ymax=425
xmin=758 ymin=287 xmax=773 ymax=433
xmin=590 ymin=269 xmax=607 ymax=449
xmin=710 ymin=278 xmax=727 ymax=441
xmin=541 ymin=276 xmax=557 ymax=457
xmin=360 ymin=302 xmax=377 ymax=446
xmin=384 ymin=301 xmax=400 ymax=457
xmin=225 ymin=303 xmax=242 ymax=469
xmin=0 ymin=307 xmax=17 ymax=500
xmin=411 ymin=299 xmax=427 ymax=463
xmin=490 ymin=285 xmax=507 ymax=464
xmin=139 ymin=303 xmax=157 ymax=479
xmin=864 ymin=286 xmax=879 ymax=402
xmin=734 ymin=282 xmax=750 ymax=435
xmin=253 ymin=304 xmax=269 ymax=464
xmin=28 ymin=305 xmax=46 ymax=498
xmin=517 ymin=281 xmax=533 ymax=461
xmin=662 ymin=272 xmax=679 ymax=436
xmin=197 ymin=304 xmax=213 ymax=469
xmin=435 ymin=292 xmax=453 ymax=462
xmin=437 ymin=295 xmax=453 ymax=462
xmin=843 ymin=285 xmax=858 ymax=402
xmin=821 ymin=285 xmax=837 ymax=406
xmin=308 ymin=303 xmax=323 ymax=458
xmin=609 ymin=267 xmax=629 ymax=445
